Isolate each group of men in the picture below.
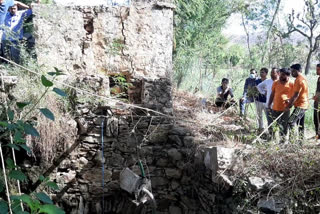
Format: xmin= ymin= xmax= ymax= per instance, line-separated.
xmin=216 ymin=64 xmax=320 ymax=143
xmin=0 ymin=0 xmax=36 ymax=63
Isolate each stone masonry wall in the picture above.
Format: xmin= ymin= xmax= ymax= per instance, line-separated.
xmin=47 ymin=102 xmax=239 ymax=214
xmin=34 ymin=1 xmax=174 ymax=80
xmin=30 ymin=1 xmax=243 ymax=213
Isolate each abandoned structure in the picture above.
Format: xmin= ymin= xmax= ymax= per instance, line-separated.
xmin=29 ymin=1 xmax=242 ymax=213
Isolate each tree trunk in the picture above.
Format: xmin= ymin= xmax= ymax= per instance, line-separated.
xmin=305 ymin=50 xmax=312 ymax=75
xmin=261 ymin=0 xmax=282 ymax=64
xmin=241 ymin=14 xmax=252 ymax=64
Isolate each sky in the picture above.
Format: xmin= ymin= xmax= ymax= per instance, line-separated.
xmin=223 ymin=0 xmax=305 ymax=36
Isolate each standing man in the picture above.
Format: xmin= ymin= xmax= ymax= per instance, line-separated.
xmin=240 ymin=69 xmax=257 ymax=117
xmin=0 ymin=1 xmax=31 ymax=24
xmin=255 ymin=68 xmax=268 ymax=132
xmin=257 ymin=67 xmax=280 ymax=135
xmin=0 ymin=0 xmax=14 ymax=25
xmin=286 ymin=64 xmax=309 ymax=141
xmin=268 ymin=68 xmax=294 ymax=141
xmin=2 ymin=2 xmax=32 ymax=63
xmin=0 ymin=0 xmax=32 ymax=62
xmin=313 ymin=64 xmax=320 ymax=139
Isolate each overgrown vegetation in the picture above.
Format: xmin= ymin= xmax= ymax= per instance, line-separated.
xmin=0 ymin=64 xmax=67 ymax=213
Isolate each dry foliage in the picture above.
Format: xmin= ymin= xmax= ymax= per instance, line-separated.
xmin=27 ymin=94 xmax=77 ymax=163
xmin=243 ymin=142 xmax=320 ymax=199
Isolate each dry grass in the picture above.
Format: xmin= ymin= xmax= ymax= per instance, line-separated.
xmin=173 ymin=89 xmax=253 ymax=146
xmin=243 ymin=141 xmax=320 ymax=195
xmin=174 ymin=88 xmax=320 ymax=210
xmin=27 ymin=94 xmax=77 ymax=163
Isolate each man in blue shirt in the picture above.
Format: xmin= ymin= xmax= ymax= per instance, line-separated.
xmin=0 ymin=1 xmax=30 ymax=27
xmin=2 ymin=1 xmax=32 ymax=63
xmin=0 ymin=0 xmax=14 ymax=25
xmin=240 ymin=69 xmax=257 ymax=116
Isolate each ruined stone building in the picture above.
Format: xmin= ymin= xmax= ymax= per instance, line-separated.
xmin=29 ymin=1 xmax=235 ymax=213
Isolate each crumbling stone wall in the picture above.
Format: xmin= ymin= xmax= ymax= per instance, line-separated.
xmin=34 ymin=1 xmax=174 ymax=113
xmin=30 ymin=1 xmax=244 ymax=213
xmin=34 ymin=1 xmax=174 ymax=79
xmin=32 ymin=1 xmax=196 ymax=213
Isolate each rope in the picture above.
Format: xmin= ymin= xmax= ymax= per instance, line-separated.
xmin=101 ymin=118 xmax=105 ymax=213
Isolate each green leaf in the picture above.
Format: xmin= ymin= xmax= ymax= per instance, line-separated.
xmin=17 ymin=102 xmax=31 ymax=109
xmin=8 ymin=109 xmax=14 ymax=121
xmin=0 ymin=121 xmax=9 ymax=127
xmin=39 ymin=175 xmax=45 ymax=181
xmin=35 ymin=192 xmax=53 ymax=205
xmin=14 ymin=131 xmax=26 ymax=143
xmin=11 ymin=194 xmax=33 ymax=209
xmin=54 ymin=67 xmax=65 ymax=75
xmin=52 ymin=88 xmax=67 ymax=97
xmin=41 ymin=75 xmax=53 ymax=87
xmin=0 ymin=200 xmax=8 ymax=214
xmin=45 ymin=181 xmax=59 ymax=190
xmin=8 ymin=123 xmax=17 ymax=130
xmin=7 ymin=144 xmax=20 ymax=151
xmin=47 ymin=68 xmax=65 ymax=76
xmin=9 ymin=170 xmax=27 ymax=181
xmin=6 ymin=158 xmax=15 ymax=169
xmin=11 ymin=200 xmax=23 ymax=213
xmin=40 ymin=108 xmax=55 ymax=121
xmin=23 ymin=123 xmax=40 ymax=137
xmin=19 ymin=144 xmax=31 ymax=153
xmin=39 ymin=204 xmax=65 ymax=214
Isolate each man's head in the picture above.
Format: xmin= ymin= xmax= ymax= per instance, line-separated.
xmin=0 ymin=0 xmax=5 ymax=4
xmin=270 ymin=67 xmax=279 ymax=81
xmin=260 ymin=67 xmax=268 ymax=79
xmin=221 ymin=78 xmax=229 ymax=89
xmin=317 ymin=64 xmax=320 ymax=76
xmin=249 ymin=68 xmax=256 ymax=79
xmin=279 ymin=68 xmax=291 ymax=82
xmin=9 ymin=4 xmax=18 ymax=16
xmin=290 ymin=64 xmax=302 ymax=78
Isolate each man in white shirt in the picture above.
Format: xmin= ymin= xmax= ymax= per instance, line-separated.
xmin=257 ymin=67 xmax=280 ymax=135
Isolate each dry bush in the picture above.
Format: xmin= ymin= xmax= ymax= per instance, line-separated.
xmin=240 ymin=141 xmax=320 ymax=202
xmin=27 ymin=94 xmax=77 ymax=164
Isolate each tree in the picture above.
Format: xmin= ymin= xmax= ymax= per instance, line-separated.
xmin=240 ymin=0 xmax=283 ymax=67
xmin=261 ymin=0 xmax=282 ymax=64
xmin=174 ymin=0 xmax=236 ymax=89
xmin=288 ymin=0 xmax=320 ymax=75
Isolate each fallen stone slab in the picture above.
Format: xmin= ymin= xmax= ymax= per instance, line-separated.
xmin=257 ymin=197 xmax=288 ymax=214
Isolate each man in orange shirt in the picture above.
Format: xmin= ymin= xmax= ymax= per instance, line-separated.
xmin=286 ymin=64 xmax=309 ymax=141
xmin=268 ymin=68 xmax=294 ymax=140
